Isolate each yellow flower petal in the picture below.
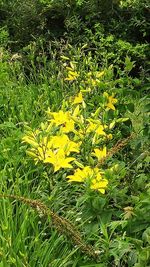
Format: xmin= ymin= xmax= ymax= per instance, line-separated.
xmin=92 ymin=147 xmax=107 ymax=161
xmin=44 ymin=149 xmax=75 ymax=172
xmin=67 ymin=166 xmax=93 ymax=183
xmin=73 ymin=92 xmax=83 ymax=105
xmin=104 ymin=92 xmax=118 ymax=111
xmin=98 ymin=188 xmax=105 ymax=194
xmin=50 ymin=110 xmax=70 ymax=126
xmin=107 ymin=102 xmax=115 ymax=111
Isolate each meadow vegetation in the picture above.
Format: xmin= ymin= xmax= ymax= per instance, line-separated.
xmin=0 ymin=0 xmax=150 ymax=266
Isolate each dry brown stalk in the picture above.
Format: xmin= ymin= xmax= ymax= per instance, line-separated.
xmin=0 ymin=194 xmax=98 ymax=260
xmin=97 ymin=134 xmax=134 ymax=167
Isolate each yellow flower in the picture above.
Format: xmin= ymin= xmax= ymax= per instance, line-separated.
xmin=72 ymin=105 xmax=80 ymax=118
xmin=66 ymin=140 xmax=81 ymax=155
xmin=50 ymin=135 xmax=69 ymax=148
xmin=49 ymin=135 xmax=81 ymax=155
xmin=90 ymin=179 xmax=108 ymax=194
xmin=61 ymin=119 xmax=75 ymax=133
xmin=86 ymin=121 xmax=96 ymax=133
xmin=92 ymin=147 xmax=107 ymax=161
xmin=73 ymin=92 xmax=83 ymax=105
xmin=96 ymin=125 xmax=106 ymax=136
xmin=103 ymin=92 xmax=118 ymax=111
xmin=44 ymin=149 xmax=75 ymax=172
xmin=86 ymin=120 xmax=106 ymax=136
xmin=48 ymin=110 xmax=70 ymax=126
xmin=68 ymin=166 xmax=108 ymax=194
xmin=89 ymin=168 xmax=108 ymax=193
xmin=67 ymin=166 xmax=93 ymax=182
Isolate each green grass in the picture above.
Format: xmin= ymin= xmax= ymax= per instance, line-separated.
xmin=0 ymin=197 xmax=80 ymax=267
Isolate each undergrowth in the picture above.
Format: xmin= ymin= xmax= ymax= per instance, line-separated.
xmin=0 ymin=1 xmax=150 ymax=266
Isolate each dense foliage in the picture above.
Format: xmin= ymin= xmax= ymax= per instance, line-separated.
xmin=0 ymin=0 xmax=150 ymax=266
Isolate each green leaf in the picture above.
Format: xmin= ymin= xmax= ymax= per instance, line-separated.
xmin=92 ymin=197 xmax=106 ymax=210
xmin=131 ymin=223 xmax=149 ymax=233
xmin=124 ymin=56 xmax=135 ymax=72
xmin=80 ymin=264 xmax=105 ymax=267
xmin=0 ymin=121 xmax=16 ymax=129
xmin=127 ymin=103 xmax=135 ymax=113
xmin=128 ymin=251 xmax=138 ymax=266
xmin=109 ymin=220 xmax=128 ymax=232
xmin=142 ymin=227 xmax=150 ymax=244
xmin=139 ymin=247 xmax=150 ymax=262
xmin=116 ymin=118 xmax=129 ymax=123
xmin=143 ymin=103 xmax=150 ymax=112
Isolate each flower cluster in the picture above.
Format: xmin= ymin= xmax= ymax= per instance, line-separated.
xmin=67 ymin=166 xmax=108 ymax=194
xmin=63 ymin=60 xmax=79 ymax=82
xmin=23 ymin=73 xmax=121 ymax=194
xmin=82 ymin=70 xmax=105 ymax=92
